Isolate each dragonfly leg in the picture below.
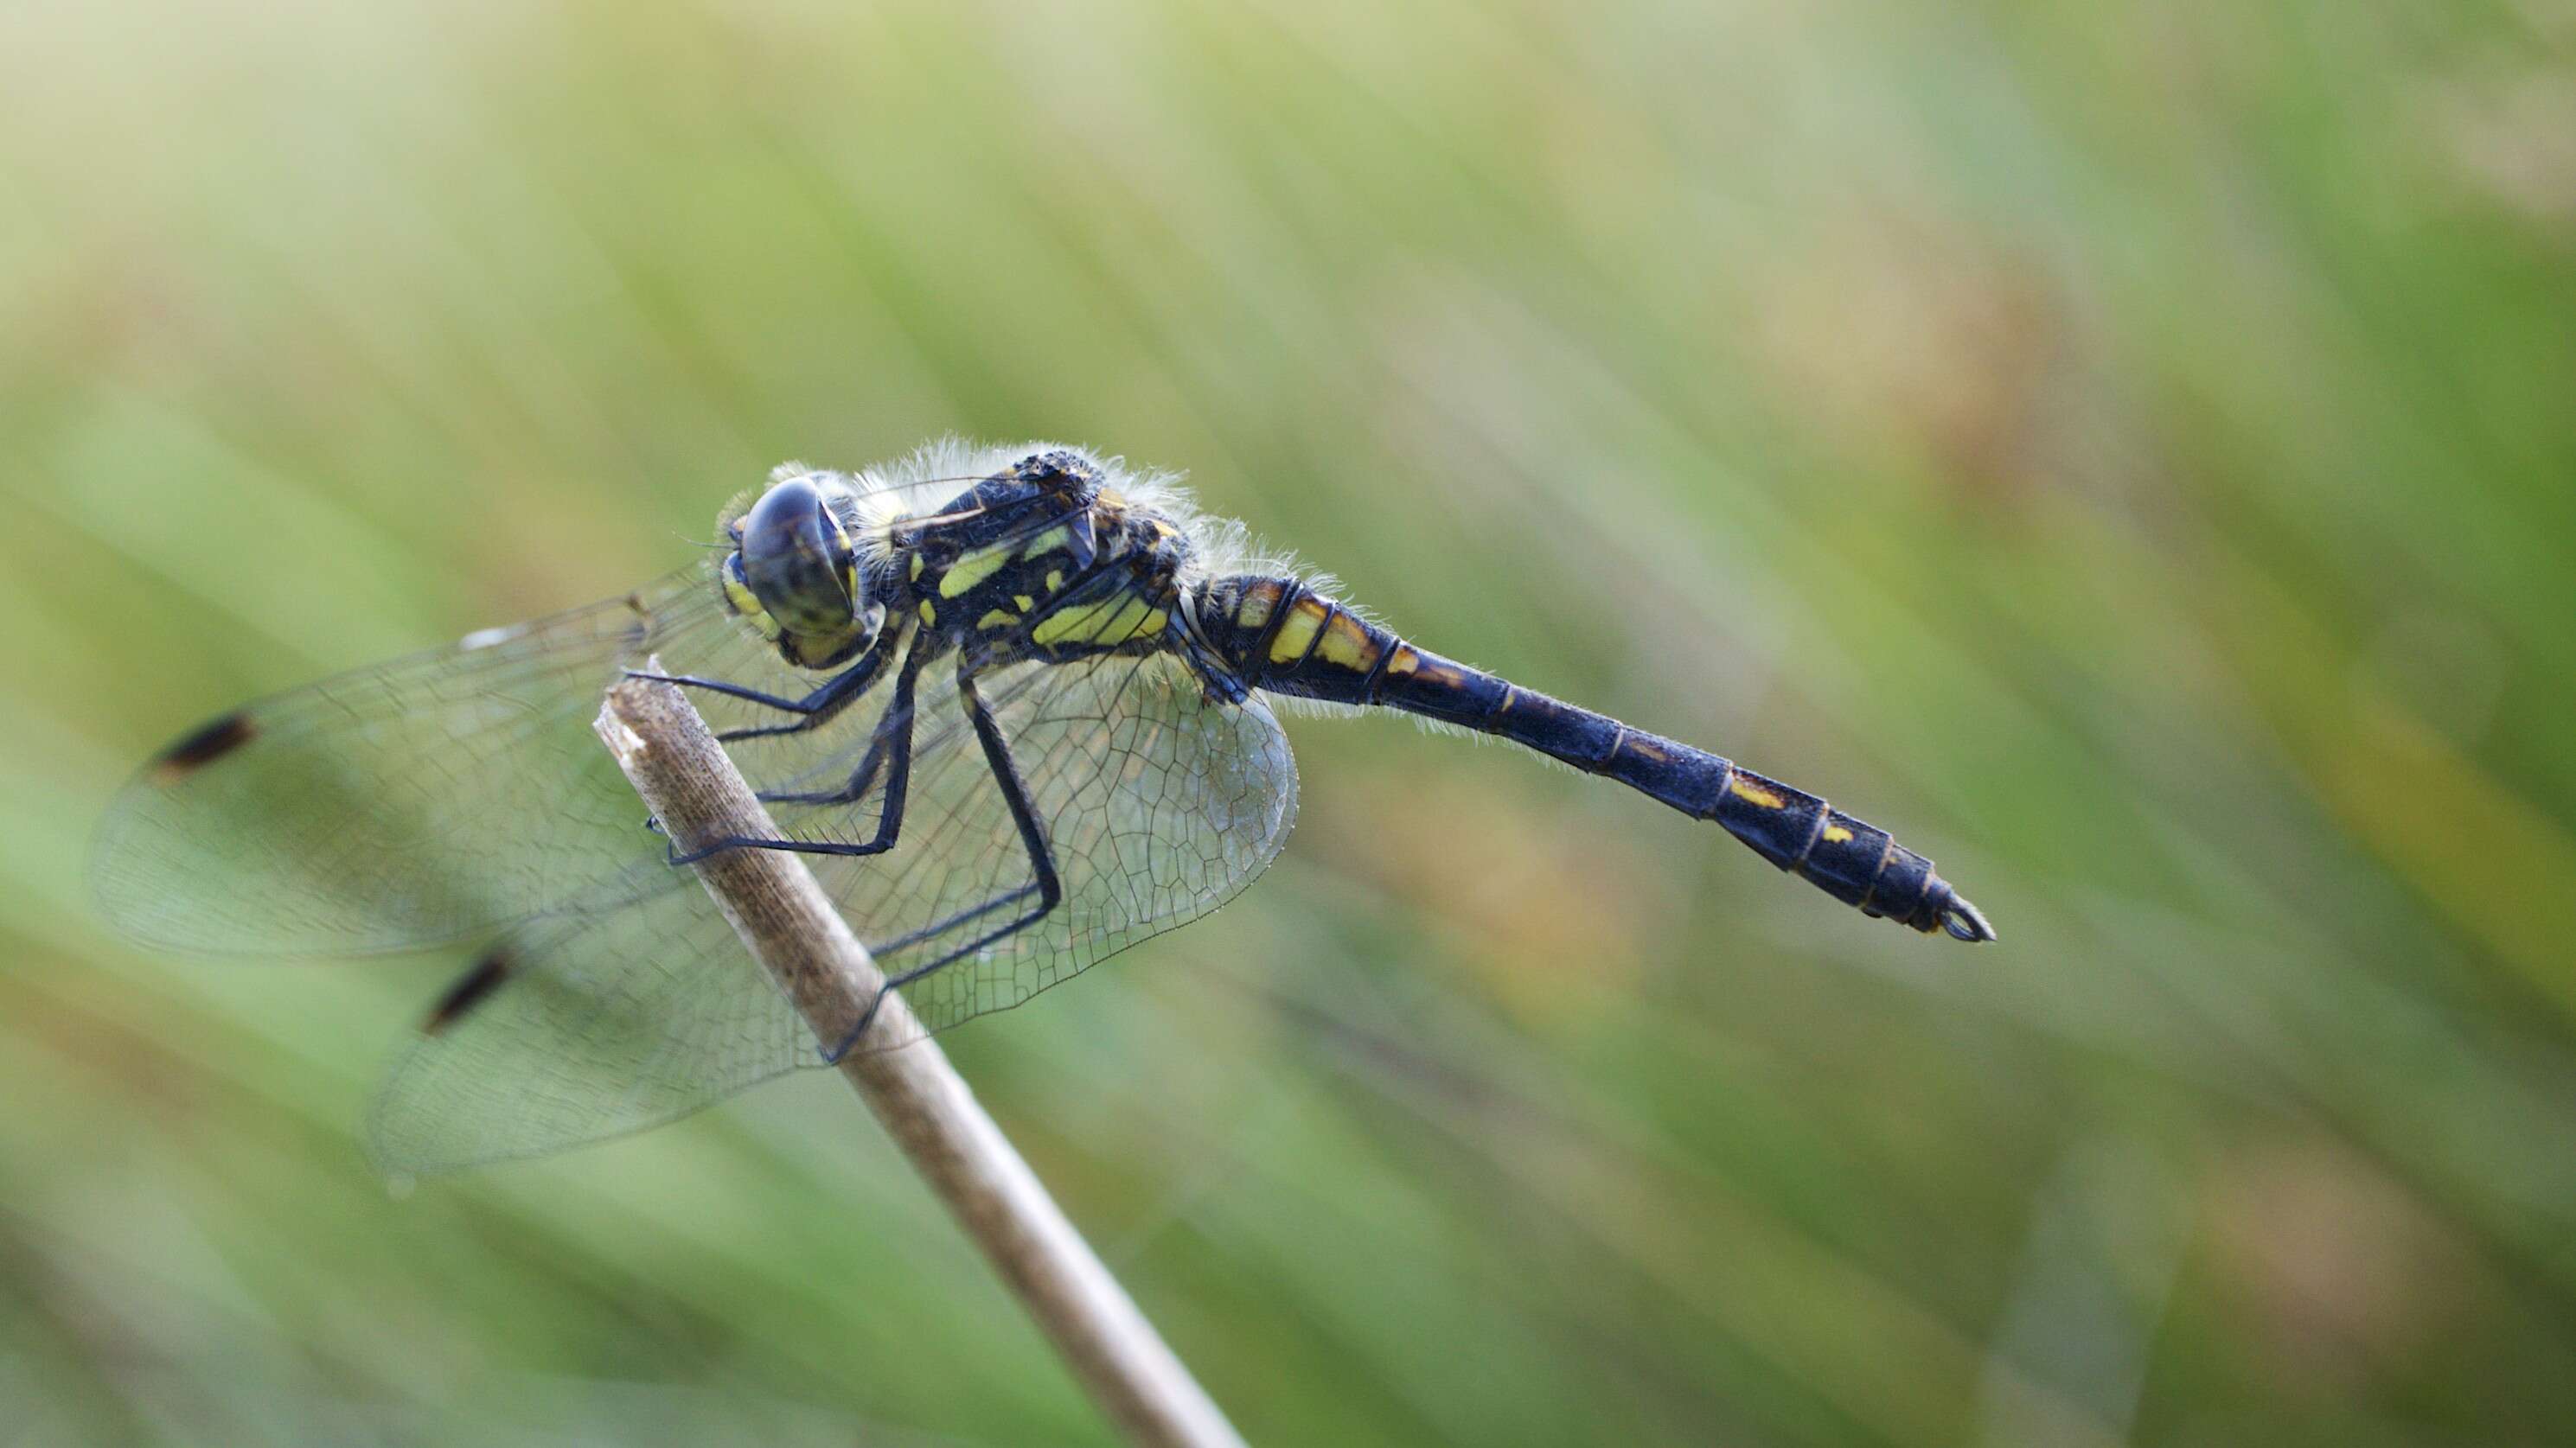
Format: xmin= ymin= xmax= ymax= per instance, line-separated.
xmin=752 ymin=725 xmax=900 ymax=810
xmin=625 ymin=673 xmax=818 ymax=714
xmin=666 ymin=630 xmax=931 ymax=865
xmin=629 ymin=623 xmax=901 ymax=743
xmin=754 ymin=631 xmax=936 ymax=809
xmin=823 ymin=657 xmax=1066 ymax=1061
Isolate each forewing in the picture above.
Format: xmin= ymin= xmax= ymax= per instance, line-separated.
xmin=94 ymin=571 xmax=711 ymax=954
xmin=90 ymin=473 xmax=1045 ymax=957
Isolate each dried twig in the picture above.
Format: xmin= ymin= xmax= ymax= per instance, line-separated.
xmin=594 ymin=667 xmax=1244 ymax=1448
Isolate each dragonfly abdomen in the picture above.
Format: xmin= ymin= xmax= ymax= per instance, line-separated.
xmin=1192 ymin=573 xmax=1994 ymax=941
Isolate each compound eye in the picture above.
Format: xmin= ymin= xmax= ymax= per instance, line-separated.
xmin=739 ymin=478 xmax=858 ymax=635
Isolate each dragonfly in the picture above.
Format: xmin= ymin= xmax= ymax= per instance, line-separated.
xmin=94 ymin=441 xmax=1993 ymax=1172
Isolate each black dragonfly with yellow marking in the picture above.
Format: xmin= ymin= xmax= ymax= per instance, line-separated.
xmin=94 ymin=441 xmax=1991 ymax=1171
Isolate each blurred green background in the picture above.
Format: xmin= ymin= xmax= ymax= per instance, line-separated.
xmin=7 ymin=0 xmax=2576 ymax=1443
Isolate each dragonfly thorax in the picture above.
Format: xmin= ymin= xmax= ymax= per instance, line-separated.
xmin=896 ymin=451 xmax=1194 ymax=662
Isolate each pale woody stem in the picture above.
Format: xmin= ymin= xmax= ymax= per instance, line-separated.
xmin=593 ymin=664 xmax=1244 ymax=1448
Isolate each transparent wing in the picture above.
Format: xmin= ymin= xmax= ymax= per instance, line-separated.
xmin=815 ymin=647 xmax=1300 ymax=1038
xmin=94 ymin=568 xmax=722 ymax=954
xmin=92 ymin=570 xmax=796 ymax=954
xmin=366 ymin=647 xmax=1298 ymax=1171
xmin=90 ymin=472 xmax=1041 ymax=956
xmin=364 ymin=886 xmax=802 ymax=1173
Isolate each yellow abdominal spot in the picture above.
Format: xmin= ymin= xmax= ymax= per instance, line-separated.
xmin=1314 ymin=610 xmax=1379 ymax=671
xmin=1730 ymin=779 xmax=1785 ymax=809
xmin=1382 ymin=645 xmax=1422 ymax=678
xmin=1267 ymin=600 xmax=1328 ymax=664
xmin=1823 ymin=825 xmax=1854 ymax=844
xmin=938 ymin=545 xmax=1013 ymax=598
xmin=1234 ymin=580 xmax=1281 ymax=631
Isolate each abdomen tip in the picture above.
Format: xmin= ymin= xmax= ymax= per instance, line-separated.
xmin=1940 ymin=896 xmax=1998 ymax=943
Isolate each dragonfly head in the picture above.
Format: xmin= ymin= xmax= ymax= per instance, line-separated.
xmin=720 ymin=474 xmax=881 ymax=669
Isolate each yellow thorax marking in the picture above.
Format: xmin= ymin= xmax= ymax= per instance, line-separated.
xmin=976 ymin=609 xmax=1020 ymax=631
xmin=1031 ymin=599 xmax=1111 ymax=646
xmin=937 ymin=543 xmax=1014 ymax=598
xmin=1045 ymin=570 xmax=1065 ymax=592
xmin=1031 ymin=594 xmax=1167 ymax=647
xmin=918 ymin=600 xmax=937 ymax=626
xmin=1017 ymin=523 xmax=1074 ymax=560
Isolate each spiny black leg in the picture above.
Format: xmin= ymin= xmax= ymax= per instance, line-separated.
xmin=665 ymin=629 xmax=932 ymax=865
xmin=756 ymin=726 xmax=898 ymax=809
xmin=624 ymin=672 xmax=815 ymax=714
xmin=824 ymin=659 xmax=1065 ymax=1061
xmin=627 ymin=623 xmax=899 ymax=740
xmin=754 ymin=630 xmax=938 ymax=808
xmin=719 ymin=626 xmax=900 ymax=742
xmin=950 ymin=659 xmax=1066 ymax=927
xmin=871 ymin=882 xmax=1042 ymax=958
